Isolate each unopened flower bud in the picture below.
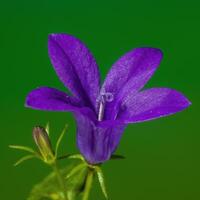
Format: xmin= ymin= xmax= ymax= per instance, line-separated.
xmin=33 ymin=126 xmax=55 ymax=164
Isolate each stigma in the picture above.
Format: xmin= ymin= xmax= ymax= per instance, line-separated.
xmin=97 ymin=90 xmax=114 ymax=121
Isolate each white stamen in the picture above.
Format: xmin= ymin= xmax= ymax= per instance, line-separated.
xmin=97 ymin=91 xmax=114 ymax=121
xmin=98 ymin=98 xmax=105 ymax=121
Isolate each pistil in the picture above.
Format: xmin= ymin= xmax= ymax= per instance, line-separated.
xmin=97 ymin=91 xmax=114 ymax=121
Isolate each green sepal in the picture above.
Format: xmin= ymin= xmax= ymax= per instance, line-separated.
xmin=9 ymin=145 xmax=42 ymax=165
xmin=9 ymin=145 xmax=36 ymax=154
xmin=66 ymin=163 xmax=86 ymax=179
xmin=67 ymin=154 xmax=85 ymax=161
xmin=57 ymin=154 xmax=85 ymax=162
xmin=95 ymin=166 xmax=108 ymax=199
xmin=55 ymin=125 xmax=67 ymax=157
xmin=110 ymin=154 xmax=125 ymax=160
xmin=14 ymin=154 xmax=37 ymax=166
xmin=27 ymin=162 xmax=88 ymax=200
xmin=57 ymin=154 xmax=70 ymax=160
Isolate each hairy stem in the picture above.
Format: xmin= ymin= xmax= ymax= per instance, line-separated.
xmin=82 ymin=169 xmax=94 ymax=200
xmin=52 ymin=162 xmax=68 ymax=200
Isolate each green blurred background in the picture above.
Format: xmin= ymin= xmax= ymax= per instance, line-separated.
xmin=0 ymin=0 xmax=199 ymax=199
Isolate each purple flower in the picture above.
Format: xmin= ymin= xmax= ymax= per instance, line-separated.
xmin=26 ymin=34 xmax=191 ymax=164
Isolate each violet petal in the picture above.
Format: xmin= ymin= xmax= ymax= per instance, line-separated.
xmin=25 ymin=87 xmax=91 ymax=114
xmin=101 ymin=48 xmax=163 ymax=120
xmin=117 ymin=88 xmax=191 ymax=123
xmin=48 ymin=33 xmax=100 ymax=110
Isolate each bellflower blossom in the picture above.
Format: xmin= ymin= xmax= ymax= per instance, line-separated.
xmin=26 ymin=34 xmax=191 ymax=164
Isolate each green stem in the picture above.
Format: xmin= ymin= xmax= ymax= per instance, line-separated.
xmin=52 ymin=162 xmax=68 ymax=200
xmin=82 ymin=169 xmax=94 ymax=200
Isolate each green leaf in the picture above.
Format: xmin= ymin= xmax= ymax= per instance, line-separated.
xmin=95 ymin=166 xmax=108 ymax=199
xmin=55 ymin=125 xmax=67 ymax=157
xmin=14 ymin=154 xmax=36 ymax=166
xmin=9 ymin=145 xmax=36 ymax=154
xmin=27 ymin=162 xmax=88 ymax=200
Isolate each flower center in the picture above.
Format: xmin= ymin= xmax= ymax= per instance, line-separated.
xmin=97 ymin=90 xmax=114 ymax=121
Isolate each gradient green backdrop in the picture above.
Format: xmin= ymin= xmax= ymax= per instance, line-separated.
xmin=0 ymin=0 xmax=199 ymax=199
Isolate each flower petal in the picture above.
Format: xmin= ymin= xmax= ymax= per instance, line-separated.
xmin=101 ymin=48 xmax=163 ymax=120
xmin=26 ymin=87 xmax=90 ymax=114
xmin=48 ymin=33 xmax=100 ymax=110
xmin=117 ymin=88 xmax=191 ymax=123
xmin=75 ymin=113 xmax=126 ymax=164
